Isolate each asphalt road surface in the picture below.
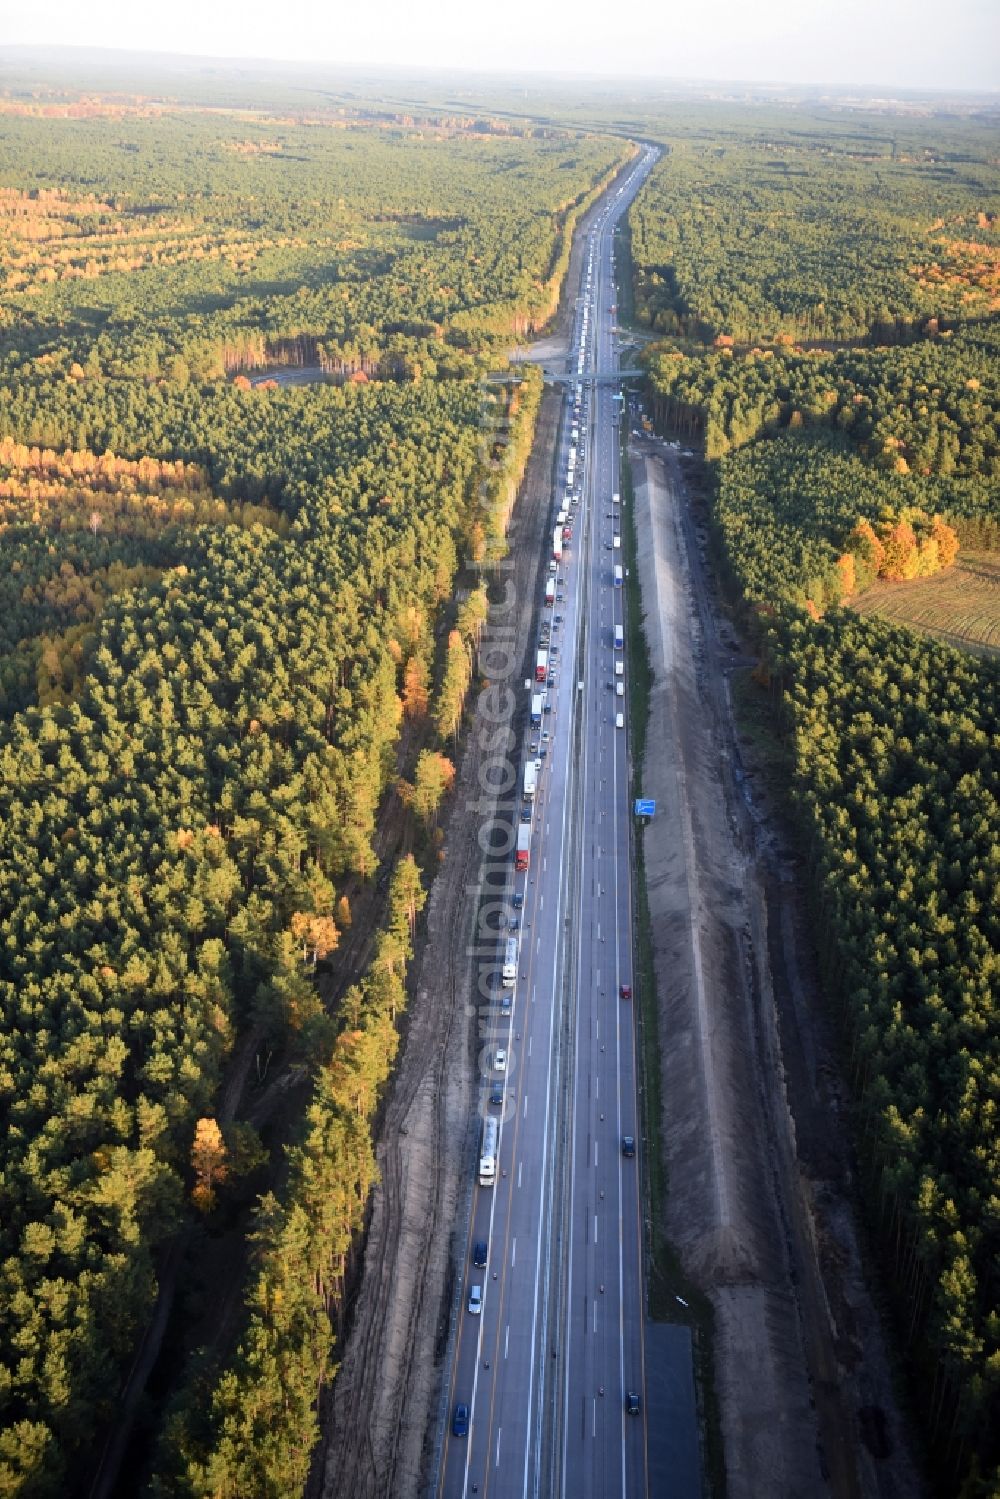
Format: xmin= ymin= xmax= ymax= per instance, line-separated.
xmin=437 ymin=146 xmax=659 ymax=1499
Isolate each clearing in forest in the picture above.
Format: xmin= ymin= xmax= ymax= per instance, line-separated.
xmin=853 ymin=550 xmax=1000 ymax=657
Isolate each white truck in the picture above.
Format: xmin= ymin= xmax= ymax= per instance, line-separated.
xmin=553 ymin=528 xmax=563 ymax=562
xmin=545 ymin=577 xmax=555 ymax=606
xmin=523 ymin=760 xmax=538 ymax=799
xmin=480 ymin=1116 xmax=499 ymax=1187
xmin=502 ymin=935 xmax=518 ymax=985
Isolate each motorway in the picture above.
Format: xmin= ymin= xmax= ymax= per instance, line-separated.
xmin=438 ymin=146 xmax=659 ymax=1499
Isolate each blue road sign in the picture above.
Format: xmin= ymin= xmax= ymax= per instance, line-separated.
xmin=634 ymin=799 xmax=656 ymax=817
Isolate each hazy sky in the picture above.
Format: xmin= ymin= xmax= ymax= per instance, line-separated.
xmin=3 ymin=0 xmax=998 ymax=93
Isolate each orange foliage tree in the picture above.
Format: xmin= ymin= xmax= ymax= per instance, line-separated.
xmin=880 ymin=519 xmax=920 ymax=581
xmin=191 ymin=1117 xmax=229 ymax=1212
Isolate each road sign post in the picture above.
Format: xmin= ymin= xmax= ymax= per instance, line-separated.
xmin=633 ymin=799 xmax=656 ymax=818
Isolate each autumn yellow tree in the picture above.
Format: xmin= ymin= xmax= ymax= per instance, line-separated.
xmin=931 ymin=514 xmax=960 ymax=570
xmin=402 ymin=653 xmax=429 ymax=718
xmin=835 ymin=551 xmax=857 ymax=601
xmin=290 ymin=911 xmax=339 ymax=966
xmin=411 ymin=749 xmax=455 ymax=829
xmin=880 ymin=519 xmax=919 ymax=581
xmin=191 ymin=1118 xmax=228 ymax=1213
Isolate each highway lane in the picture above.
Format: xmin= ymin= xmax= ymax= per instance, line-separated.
xmin=438 ymin=146 xmax=658 ymax=1499
xmin=557 ymin=187 xmax=646 ymax=1499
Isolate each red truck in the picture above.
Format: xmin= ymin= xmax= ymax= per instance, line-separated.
xmin=535 ymin=649 xmax=548 ymax=682
xmin=515 ymin=823 xmax=531 ymax=872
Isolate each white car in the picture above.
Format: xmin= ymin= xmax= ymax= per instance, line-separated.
xmin=468 ymin=1284 xmax=483 ymax=1315
xmin=495 ymin=1048 xmax=507 ymax=1072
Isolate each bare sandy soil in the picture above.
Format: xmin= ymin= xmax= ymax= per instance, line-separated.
xmin=632 ymin=441 xmax=924 ymax=1499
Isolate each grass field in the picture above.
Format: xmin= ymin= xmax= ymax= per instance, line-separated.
xmin=853 ymin=551 xmax=1000 ymax=658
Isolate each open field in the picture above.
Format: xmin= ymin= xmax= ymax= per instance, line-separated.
xmin=854 ymin=551 xmax=1000 ymax=657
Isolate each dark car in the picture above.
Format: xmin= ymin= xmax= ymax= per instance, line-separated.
xmin=622 ymin=1135 xmax=635 ymax=1157
xmin=453 ymin=1402 xmax=470 ymax=1437
xmin=473 ymin=1241 xmax=488 ymax=1268
xmin=490 ymin=1081 xmax=504 ymax=1107
xmin=626 ymin=1391 xmax=641 ymax=1416
xmin=520 ymin=807 xmax=532 ymax=823
xmin=512 ymin=892 xmax=524 ymax=909
xmin=620 ymin=982 xmax=632 ymax=1000
xmin=509 ymin=916 xmax=520 ymax=931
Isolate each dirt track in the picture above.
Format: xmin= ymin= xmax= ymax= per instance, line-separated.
xmin=632 ymin=441 xmax=923 ymax=1499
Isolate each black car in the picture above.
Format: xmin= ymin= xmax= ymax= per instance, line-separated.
xmin=512 ymin=892 xmax=524 ymax=909
xmin=625 ymin=1391 xmax=641 ymax=1416
xmin=622 ymin=1135 xmax=635 ymax=1157
xmin=473 ymin=1241 xmax=488 ymax=1268
xmin=453 ymin=1402 xmax=470 ymax=1437
xmin=490 ymin=1082 xmax=504 ymax=1107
